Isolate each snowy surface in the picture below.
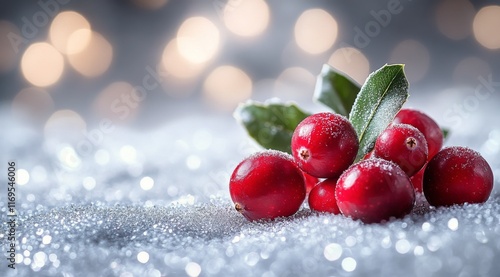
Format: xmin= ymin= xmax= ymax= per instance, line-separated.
xmin=1 ymin=104 xmax=500 ymax=277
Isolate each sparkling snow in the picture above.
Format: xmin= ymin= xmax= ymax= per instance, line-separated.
xmin=1 ymin=105 xmax=500 ymax=277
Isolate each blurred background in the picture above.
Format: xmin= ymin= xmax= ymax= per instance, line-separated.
xmin=2 ymin=0 xmax=499 ymax=128
xmin=2 ymin=2 xmax=500 ymax=275
xmin=1 ymin=0 xmax=499 ymax=203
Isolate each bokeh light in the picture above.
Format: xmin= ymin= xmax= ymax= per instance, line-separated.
xmin=274 ymin=67 xmax=315 ymax=101
xmin=11 ymin=87 xmax=54 ymax=124
xmin=17 ymin=169 xmax=30 ymax=186
xmin=137 ymin=251 xmax=150 ymax=263
xmin=177 ymin=17 xmax=220 ymax=64
xmin=435 ymin=0 xmax=475 ymax=40
xmin=0 ymin=20 xmax=21 ymax=73
xmin=66 ymin=28 xmax=93 ymax=55
xmin=49 ymin=11 xmax=92 ymax=54
xmin=44 ymin=109 xmax=87 ymax=139
xmin=473 ymin=5 xmax=500 ymax=50
xmin=67 ymin=31 xmax=113 ymax=77
xmin=120 ymin=145 xmax=137 ymax=163
xmin=93 ymin=81 xmax=139 ymax=123
xmin=328 ymin=47 xmax=370 ymax=85
xmin=131 ymin=0 xmax=168 ymax=10
xmin=294 ymin=9 xmax=338 ymax=54
xmin=161 ymin=38 xmax=204 ymax=79
xmin=203 ymin=65 xmax=252 ymax=110
xmin=21 ymin=42 xmax=64 ymax=87
xmin=341 ymin=257 xmax=357 ymax=272
xmin=94 ymin=149 xmax=111 ymax=165
xmin=82 ymin=176 xmax=96 ymax=190
xmin=186 ymin=155 xmax=201 ymax=170
xmin=453 ymin=56 xmax=492 ymax=86
xmin=389 ymin=39 xmax=430 ymax=83
xmin=140 ymin=176 xmax=154 ymax=191
xmin=58 ymin=145 xmax=82 ymax=169
xmin=223 ymin=0 xmax=270 ymax=37
xmin=185 ymin=262 xmax=202 ymax=277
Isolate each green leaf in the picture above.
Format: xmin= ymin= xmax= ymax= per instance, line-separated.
xmin=349 ymin=64 xmax=409 ymax=161
xmin=234 ymin=101 xmax=310 ymax=153
xmin=313 ymin=64 xmax=361 ymax=116
xmin=442 ymin=128 xmax=450 ymax=141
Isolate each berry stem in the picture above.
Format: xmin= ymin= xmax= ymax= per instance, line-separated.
xmin=234 ymin=203 xmax=244 ymax=213
xmin=406 ymin=137 xmax=417 ymax=149
xmin=299 ymin=148 xmax=310 ymax=160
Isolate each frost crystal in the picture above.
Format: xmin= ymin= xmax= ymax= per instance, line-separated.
xmin=2 ymin=109 xmax=500 ymax=277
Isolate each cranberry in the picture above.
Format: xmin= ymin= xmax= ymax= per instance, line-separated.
xmin=374 ymin=123 xmax=428 ymax=177
xmin=303 ymin=172 xmax=319 ymax=194
xmin=229 ymin=150 xmax=306 ymax=221
xmin=393 ymin=109 xmax=443 ymax=159
xmin=308 ymin=178 xmax=340 ymax=214
xmin=423 ymin=146 xmax=494 ymax=207
xmin=336 ymin=158 xmax=415 ymax=223
xmin=291 ymin=112 xmax=359 ymax=178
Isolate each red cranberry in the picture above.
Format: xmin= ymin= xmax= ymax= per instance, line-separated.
xmin=303 ymin=172 xmax=319 ymax=194
xmin=291 ymin=112 xmax=359 ymax=178
xmin=308 ymin=178 xmax=340 ymax=214
xmin=423 ymin=146 xmax=494 ymax=207
xmin=229 ymin=150 xmax=306 ymax=221
xmin=374 ymin=123 xmax=428 ymax=177
xmin=336 ymin=158 xmax=415 ymax=223
xmin=393 ymin=109 xmax=443 ymax=159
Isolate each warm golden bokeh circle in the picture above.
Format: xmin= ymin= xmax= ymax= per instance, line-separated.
xmin=435 ymin=0 xmax=475 ymax=40
xmin=67 ymin=31 xmax=113 ymax=77
xmin=203 ymin=65 xmax=252 ymax=110
xmin=177 ymin=17 xmax=220 ymax=64
xmin=223 ymin=0 xmax=270 ymax=37
xmin=294 ymin=9 xmax=338 ymax=54
xmin=328 ymin=47 xmax=370 ymax=85
xmin=49 ymin=11 xmax=92 ymax=54
xmin=473 ymin=5 xmax=500 ymax=49
xmin=21 ymin=42 xmax=64 ymax=87
xmin=389 ymin=40 xmax=430 ymax=83
xmin=161 ymin=38 xmax=205 ymax=79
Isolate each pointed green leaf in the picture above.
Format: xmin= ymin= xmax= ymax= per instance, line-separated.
xmin=349 ymin=64 xmax=409 ymax=161
xmin=234 ymin=101 xmax=310 ymax=153
xmin=313 ymin=64 xmax=361 ymax=116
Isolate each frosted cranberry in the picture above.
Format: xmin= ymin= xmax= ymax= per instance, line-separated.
xmin=303 ymin=172 xmax=319 ymax=194
xmin=229 ymin=150 xmax=306 ymax=221
xmin=291 ymin=112 xmax=359 ymax=178
xmin=393 ymin=109 xmax=443 ymax=159
xmin=336 ymin=158 xmax=415 ymax=223
xmin=374 ymin=124 xmax=428 ymax=177
xmin=423 ymin=146 xmax=493 ymax=207
xmin=308 ymin=178 xmax=340 ymax=214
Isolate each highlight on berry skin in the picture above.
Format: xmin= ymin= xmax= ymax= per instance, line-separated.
xmin=229 ymin=150 xmax=306 ymax=221
xmin=291 ymin=112 xmax=359 ymax=179
xmin=374 ymin=123 xmax=428 ymax=177
xmin=423 ymin=146 xmax=494 ymax=207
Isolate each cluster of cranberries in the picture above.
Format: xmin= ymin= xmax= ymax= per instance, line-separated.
xmin=229 ymin=109 xmax=494 ymax=223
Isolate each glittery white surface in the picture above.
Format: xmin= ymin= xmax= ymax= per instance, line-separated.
xmin=2 ymin=104 xmax=500 ymax=277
